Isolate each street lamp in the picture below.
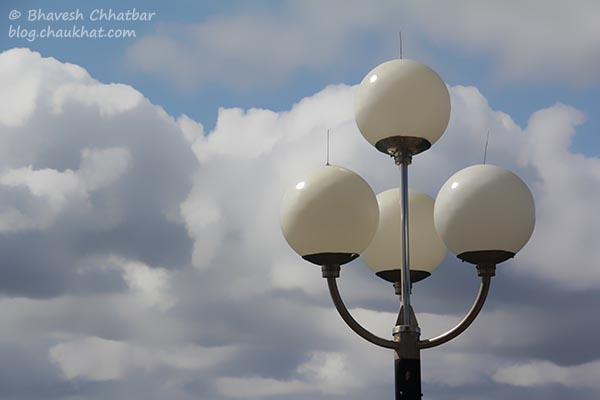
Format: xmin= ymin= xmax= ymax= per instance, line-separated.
xmin=280 ymin=59 xmax=535 ymax=399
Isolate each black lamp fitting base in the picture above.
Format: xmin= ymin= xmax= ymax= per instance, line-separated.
xmin=302 ymin=252 xmax=358 ymax=266
xmin=377 ymin=269 xmax=431 ymax=284
xmin=458 ymin=250 xmax=515 ymax=265
xmin=375 ymin=136 xmax=432 ymax=162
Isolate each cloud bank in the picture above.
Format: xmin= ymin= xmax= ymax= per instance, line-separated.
xmin=0 ymin=48 xmax=599 ymax=399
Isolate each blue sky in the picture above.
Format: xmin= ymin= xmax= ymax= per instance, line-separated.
xmin=1 ymin=1 xmax=599 ymax=399
xmin=3 ymin=0 xmax=598 ymax=154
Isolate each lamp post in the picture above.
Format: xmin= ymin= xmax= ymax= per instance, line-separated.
xmin=280 ymin=59 xmax=535 ymax=399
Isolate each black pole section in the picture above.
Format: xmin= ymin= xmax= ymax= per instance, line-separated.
xmin=393 ymin=319 xmax=422 ymax=400
xmin=395 ymin=357 xmax=422 ymax=400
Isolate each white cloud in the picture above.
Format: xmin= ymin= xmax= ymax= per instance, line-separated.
xmin=515 ymin=104 xmax=600 ymax=289
xmin=78 ymin=147 xmax=131 ymax=191
xmin=180 ymin=83 xmax=361 ymax=285
xmin=50 ymin=336 xmax=238 ymax=381
xmin=1 ymin=166 xmax=81 ymax=207
xmin=0 ymin=147 xmax=130 ymax=231
xmin=180 ymin=196 xmax=225 ymax=269
xmin=181 ymin=80 xmax=600 ymax=298
xmin=297 ymin=351 xmax=363 ymax=394
xmin=1 ymin=147 xmax=130 ymax=201
xmin=177 ymin=114 xmax=205 ymax=144
xmin=119 ymin=259 xmax=176 ymax=311
xmin=52 ymin=82 xmax=143 ymax=116
xmin=50 ymin=336 xmax=128 ymax=381
xmin=216 ymin=376 xmax=309 ymax=398
xmin=0 ymin=48 xmax=88 ymax=126
xmin=216 ymin=352 xmax=364 ymax=398
xmin=493 ymin=360 xmax=600 ymax=389
xmin=425 ymin=351 xmax=500 ymax=387
xmin=0 ymin=47 xmax=230 ymax=396
xmin=0 ymin=48 xmax=195 ymax=280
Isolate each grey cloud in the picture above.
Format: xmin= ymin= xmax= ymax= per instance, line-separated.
xmin=0 ymin=49 xmax=195 ymax=298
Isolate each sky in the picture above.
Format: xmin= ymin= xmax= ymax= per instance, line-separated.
xmin=0 ymin=0 xmax=599 ymax=399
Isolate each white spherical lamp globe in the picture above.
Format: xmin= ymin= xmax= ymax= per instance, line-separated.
xmin=280 ymin=165 xmax=379 ymax=266
xmin=354 ymin=59 xmax=451 ymax=155
xmin=361 ymin=189 xmax=447 ymax=283
xmin=434 ymin=164 xmax=535 ymax=265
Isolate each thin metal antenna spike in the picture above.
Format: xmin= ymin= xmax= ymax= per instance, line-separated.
xmin=326 ymin=129 xmax=330 ymax=166
xmin=399 ymin=31 xmax=403 ymax=59
xmin=483 ymin=130 xmax=491 ymax=164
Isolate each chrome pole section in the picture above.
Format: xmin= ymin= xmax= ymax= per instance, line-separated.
xmin=399 ymin=152 xmax=412 ymax=326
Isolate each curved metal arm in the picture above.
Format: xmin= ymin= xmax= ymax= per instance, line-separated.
xmin=418 ymin=275 xmax=491 ymax=349
xmin=326 ymin=277 xmax=398 ymax=349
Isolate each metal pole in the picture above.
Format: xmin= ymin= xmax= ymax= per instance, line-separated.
xmin=399 ymin=154 xmax=411 ymax=324
xmin=394 ymin=151 xmax=422 ymax=400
